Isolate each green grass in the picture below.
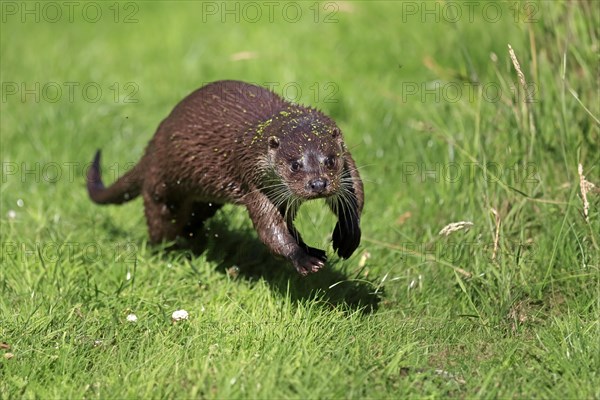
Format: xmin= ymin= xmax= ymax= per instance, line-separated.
xmin=1 ymin=1 xmax=599 ymax=398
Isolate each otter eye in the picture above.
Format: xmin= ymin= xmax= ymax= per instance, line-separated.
xmin=324 ymin=156 xmax=336 ymax=169
xmin=290 ymin=160 xmax=302 ymax=172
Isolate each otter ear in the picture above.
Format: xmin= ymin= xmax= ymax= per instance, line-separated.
xmin=331 ymin=127 xmax=341 ymax=138
xmin=268 ymin=136 xmax=280 ymax=149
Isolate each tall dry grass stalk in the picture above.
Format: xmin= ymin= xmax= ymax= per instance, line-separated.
xmin=577 ymin=163 xmax=596 ymax=223
xmin=508 ymin=44 xmax=537 ymax=157
xmin=490 ymin=208 xmax=501 ymax=262
xmin=438 ymin=221 xmax=474 ymax=236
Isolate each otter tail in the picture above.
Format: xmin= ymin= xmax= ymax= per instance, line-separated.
xmin=87 ymin=150 xmax=143 ymax=205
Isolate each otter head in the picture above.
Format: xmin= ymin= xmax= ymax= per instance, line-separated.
xmin=263 ymin=110 xmax=346 ymax=200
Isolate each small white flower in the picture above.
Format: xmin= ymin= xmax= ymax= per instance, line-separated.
xmin=126 ymin=313 xmax=138 ymax=322
xmin=126 ymin=271 xmax=131 ymax=280
xmin=7 ymin=210 xmax=16 ymax=219
xmin=172 ymin=309 xmax=189 ymax=321
xmin=16 ymin=199 xmax=24 ymax=207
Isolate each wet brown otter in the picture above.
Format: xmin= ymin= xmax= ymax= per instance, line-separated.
xmin=87 ymin=80 xmax=364 ymax=275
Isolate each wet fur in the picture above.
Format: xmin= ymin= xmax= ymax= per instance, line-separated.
xmin=87 ymin=80 xmax=364 ymax=275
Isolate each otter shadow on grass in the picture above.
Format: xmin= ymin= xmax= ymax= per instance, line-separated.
xmin=195 ymin=221 xmax=381 ymax=314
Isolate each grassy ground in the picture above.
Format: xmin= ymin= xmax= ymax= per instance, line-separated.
xmin=1 ymin=1 xmax=599 ymax=398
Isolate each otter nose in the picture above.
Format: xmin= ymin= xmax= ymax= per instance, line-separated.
xmin=308 ymin=178 xmax=327 ymax=193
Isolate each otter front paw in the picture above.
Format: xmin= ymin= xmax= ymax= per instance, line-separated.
xmin=291 ymin=248 xmax=327 ymax=276
xmin=332 ymin=220 xmax=361 ymax=259
xmin=304 ymin=245 xmax=327 ymax=261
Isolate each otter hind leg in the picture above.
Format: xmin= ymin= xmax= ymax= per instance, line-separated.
xmin=142 ymin=190 xmax=187 ymax=245
xmin=182 ymin=201 xmax=223 ymax=239
xmin=143 ymin=189 xmax=223 ymax=252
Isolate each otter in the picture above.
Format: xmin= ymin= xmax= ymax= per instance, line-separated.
xmin=87 ymin=80 xmax=363 ymax=275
